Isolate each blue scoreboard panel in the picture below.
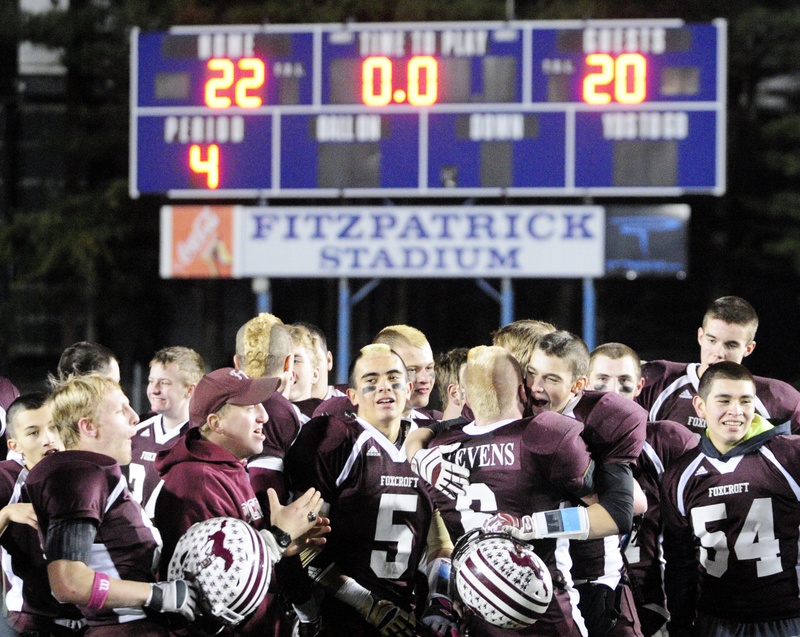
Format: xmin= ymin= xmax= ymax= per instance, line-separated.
xmin=130 ymin=19 xmax=726 ymax=198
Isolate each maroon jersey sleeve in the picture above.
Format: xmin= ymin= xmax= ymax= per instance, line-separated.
xmin=311 ymin=395 xmax=355 ymax=419
xmin=753 ymin=375 xmax=800 ymax=434
xmin=294 ymin=397 xmax=323 ymax=419
xmin=30 ymin=458 xmax=114 ymax=526
xmin=0 ymin=377 xmax=20 ymax=461
xmin=636 ymin=360 xmax=686 ymax=413
xmin=248 ymin=393 xmax=302 ymax=511
xmin=525 ymin=412 xmax=594 ymax=498
xmin=285 ymin=415 xmax=352 ymax=500
xmin=573 ymin=390 xmax=647 ymax=464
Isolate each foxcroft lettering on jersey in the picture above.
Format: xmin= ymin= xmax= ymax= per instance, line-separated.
xmin=380 ymin=475 xmax=420 ymax=488
xmin=708 ymin=482 xmax=750 ymax=498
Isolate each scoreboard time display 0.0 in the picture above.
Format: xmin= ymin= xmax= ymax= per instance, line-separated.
xmin=130 ymin=19 xmax=726 ymax=199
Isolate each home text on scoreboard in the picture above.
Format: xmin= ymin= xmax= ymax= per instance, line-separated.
xmin=130 ymin=19 xmax=726 ymax=198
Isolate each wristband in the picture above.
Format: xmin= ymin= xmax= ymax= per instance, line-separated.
xmin=86 ymin=572 xmax=110 ymax=610
xmin=534 ymin=506 xmax=590 ymax=540
xmin=427 ymin=557 xmax=451 ymax=598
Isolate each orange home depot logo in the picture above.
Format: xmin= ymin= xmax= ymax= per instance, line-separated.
xmin=172 ymin=206 xmax=234 ymax=278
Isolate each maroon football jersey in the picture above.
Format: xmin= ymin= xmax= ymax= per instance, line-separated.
xmin=153 ymin=428 xmax=265 ymax=575
xmin=286 ymin=415 xmax=433 ymax=610
xmin=661 ymin=423 xmax=800 ymax=623
xmin=565 ymin=390 xmax=646 ymax=580
xmin=24 ymin=451 xmax=161 ymax=628
xmin=248 ymin=392 xmax=302 ymax=513
xmin=638 ymin=360 xmax=800 ymax=436
xmin=0 ymin=377 xmax=20 ymax=462
xmin=567 ymin=390 xmax=647 ymax=466
xmin=127 ymin=414 xmax=192 ymax=512
xmin=294 ymin=397 xmax=323 ymax=420
xmin=625 ymin=421 xmax=697 ymax=627
xmin=0 ymin=459 xmax=84 ymax=629
xmin=429 ymin=413 xmax=594 ymax=637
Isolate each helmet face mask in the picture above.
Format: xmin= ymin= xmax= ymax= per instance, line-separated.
xmin=168 ymin=517 xmax=272 ymax=629
xmin=450 ymin=529 xmax=553 ymax=629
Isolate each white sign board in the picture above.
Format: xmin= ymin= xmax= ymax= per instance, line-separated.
xmin=160 ymin=205 xmax=605 ymax=279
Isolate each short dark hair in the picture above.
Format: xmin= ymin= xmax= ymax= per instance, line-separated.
xmin=535 ymin=330 xmax=590 ymax=379
xmin=348 ymin=344 xmax=407 ymax=389
xmin=436 ymin=347 xmax=469 ymax=407
xmin=57 ymin=341 xmax=117 ymax=381
xmin=7 ymin=392 xmax=50 ymax=439
xmin=703 ymin=296 xmax=758 ymax=340
xmin=590 ymin=343 xmax=642 ymax=378
xmin=697 ymin=361 xmax=755 ymax=400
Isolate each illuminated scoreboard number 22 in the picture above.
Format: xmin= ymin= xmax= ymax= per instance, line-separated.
xmin=189 ymin=57 xmax=266 ymax=188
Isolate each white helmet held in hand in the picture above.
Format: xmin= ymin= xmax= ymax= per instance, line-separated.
xmin=450 ymin=529 xmax=553 ymax=629
xmin=167 ymin=517 xmax=271 ymax=628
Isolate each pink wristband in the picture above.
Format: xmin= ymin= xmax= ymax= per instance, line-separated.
xmin=86 ymin=572 xmax=111 ymax=610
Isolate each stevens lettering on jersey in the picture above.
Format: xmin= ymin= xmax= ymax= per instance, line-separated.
xmin=380 ymin=475 xmax=419 ymax=488
xmin=708 ymin=482 xmax=750 ymax=498
xmin=454 ymin=442 xmax=517 ymax=469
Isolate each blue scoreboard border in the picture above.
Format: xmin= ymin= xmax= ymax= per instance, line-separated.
xmin=130 ymin=19 xmax=727 ymax=199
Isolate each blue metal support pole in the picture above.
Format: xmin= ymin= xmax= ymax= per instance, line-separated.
xmin=336 ymin=278 xmax=382 ymax=384
xmin=252 ymin=277 xmax=271 ymax=314
xmin=500 ymin=278 xmax=514 ymax=327
xmin=476 ymin=279 xmax=515 ymax=328
xmin=337 ymin=278 xmax=351 ymax=385
xmin=582 ymin=277 xmax=596 ymax=351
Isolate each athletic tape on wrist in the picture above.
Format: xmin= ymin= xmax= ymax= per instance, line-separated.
xmin=86 ymin=572 xmax=111 ymax=610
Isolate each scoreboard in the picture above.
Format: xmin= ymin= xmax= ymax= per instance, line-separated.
xmin=130 ymin=19 xmax=726 ymax=199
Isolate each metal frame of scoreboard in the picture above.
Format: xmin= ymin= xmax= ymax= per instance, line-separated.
xmin=130 ymin=19 xmax=727 ymax=199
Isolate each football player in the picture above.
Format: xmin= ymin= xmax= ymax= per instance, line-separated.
xmin=373 ymin=325 xmax=439 ymax=420
xmin=491 ymin=318 xmax=556 ymax=379
xmin=128 ymin=346 xmax=205 ymax=513
xmin=525 ymin=331 xmax=646 ymax=637
xmin=54 ymin=341 xmax=120 ymax=383
xmin=234 ymin=313 xmax=301 ymax=511
xmin=286 ymin=344 xmax=455 ymax=637
xmin=292 ymin=321 xmax=346 ymax=402
xmin=432 ymin=345 xmax=624 ymax=636
xmin=287 ymin=324 xmax=322 ymax=421
xmin=636 ymin=296 xmax=800 ymax=435
xmin=0 ymin=393 xmax=85 ymax=636
xmin=661 ymin=361 xmax=800 ymax=636
xmin=435 ymin=347 xmax=469 ymax=422
xmin=24 ymin=374 xmax=197 ymax=635
xmin=588 ymin=343 xmax=697 ymax=637
xmin=312 ymin=324 xmax=441 ymax=424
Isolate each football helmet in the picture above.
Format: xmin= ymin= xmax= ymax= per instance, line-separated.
xmin=450 ymin=529 xmax=553 ymax=629
xmin=167 ymin=517 xmax=272 ymax=629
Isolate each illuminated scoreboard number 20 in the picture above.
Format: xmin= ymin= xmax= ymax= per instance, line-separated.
xmin=583 ymin=53 xmax=647 ymax=104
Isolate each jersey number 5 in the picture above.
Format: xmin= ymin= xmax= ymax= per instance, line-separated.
xmin=691 ymin=497 xmax=781 ymax=578
xmin=371 ymin=493 xmax=418 ymax=580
